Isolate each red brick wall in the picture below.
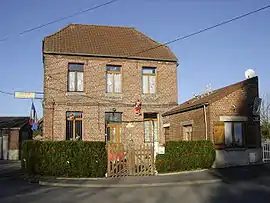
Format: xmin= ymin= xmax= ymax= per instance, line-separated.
xmin=165 ymin=106 xmax=209 ymax=141
xmin=210 ymin=81 xmax=260 ymax=145
xmin=164 ymin=78 xmax=260 ymax=144
xmin=43 ymin=54 xmax=178 ymax=145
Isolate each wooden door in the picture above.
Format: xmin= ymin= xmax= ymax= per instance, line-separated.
xmin=107 ymin=124 xmax=122 ymax=143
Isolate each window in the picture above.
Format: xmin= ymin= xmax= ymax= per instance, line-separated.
xmin=68 ymin=63 xmax=84 ymax=92
xmin=164 ymin=127 xmax=170 ymax=141
xmin=183 ymin=125 xmax=192 ymax=141
xmin=144 ymin=113 xmax=158 ymax=142
xmin=142 ymin=67 xmax=156 ymax=94
xmin=106 ymin=65 xmax=121 ymax=93
xmin=66 ymin=112 xmax=82 ymax=140
xmin=225 ymin=122 xmax=243 ymax=147
xmin=105 ymin=112 xmax=122 ymax=124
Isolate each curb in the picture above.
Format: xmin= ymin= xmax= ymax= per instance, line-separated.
xmin=39 ymin=179 xmax=222 ymax=188
xmin=157 ymin=169 xmax=208 ymax=176
xmin=54 ymin=169 xmax=209 ymax=181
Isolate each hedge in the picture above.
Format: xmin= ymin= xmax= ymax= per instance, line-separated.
xmin=156 ymin=141 xmax=215 ymax=173
xmin=21 ymin=141 xmax=107 ymax=177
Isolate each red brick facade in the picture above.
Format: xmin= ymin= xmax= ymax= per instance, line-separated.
xmin=43 ymin=55 xmax=178 ymax=144
xmin=163 ymin=77 xmax=260 ymax=147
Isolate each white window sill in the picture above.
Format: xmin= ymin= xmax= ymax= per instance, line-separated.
xmin=66 ymin=92 xmax=86 ymax=96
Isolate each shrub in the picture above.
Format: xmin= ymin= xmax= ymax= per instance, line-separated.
xmin=21 ymin=141 xmax=107 ymax=177
xmin=156 ymin=141 xmax=215 ymax=173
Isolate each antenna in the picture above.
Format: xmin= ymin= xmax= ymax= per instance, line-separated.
xmin=245 ymin=69 xmax=257 ymax=79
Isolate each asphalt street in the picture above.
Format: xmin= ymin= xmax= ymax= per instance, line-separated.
xmin=1 ymin=161 xmax=270 ymax=203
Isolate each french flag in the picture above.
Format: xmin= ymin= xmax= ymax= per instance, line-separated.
xmin=29 ymin=102 xmax=38 ymax=130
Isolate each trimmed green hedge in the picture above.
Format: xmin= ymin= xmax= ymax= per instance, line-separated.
xmin=156 ymin=141 xmax=215 ymax=173
xmin=21 ymin=141 xmax=107 ymax=177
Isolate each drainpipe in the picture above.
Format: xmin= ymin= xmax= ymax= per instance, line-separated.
xmin=203 ymin=105 xmax=208 ymax=140
xmin=52 ymin=101 xmax=55 ymax=141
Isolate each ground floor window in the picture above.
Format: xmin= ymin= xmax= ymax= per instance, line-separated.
xmin=66 ymin=112 xmax=82 ymax=140
xmin=144 ymin=113 xmax=158 ymax=143
xmin=183 ymin=125 xmax=192 ymax=141
xmin=164 ymin=126 xmax=170 ymax=141
xmin=225 ymin=122 xmax=243 ymax=147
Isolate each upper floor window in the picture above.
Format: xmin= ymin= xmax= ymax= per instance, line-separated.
xmin=106 ymin=65 xmax=121 ymax=93
xmin=68 ymin=63 xmax=84 ymax=92
xmin=142 ymin=67 xmax=156 ymax=94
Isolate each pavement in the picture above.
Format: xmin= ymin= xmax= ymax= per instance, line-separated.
xmin=1 ymin=161 xmax=270 ymax=202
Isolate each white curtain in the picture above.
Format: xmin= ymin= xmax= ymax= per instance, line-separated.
xmin=107 ymin=74 xmax=113 ymax=93
xmin=152 ymin=120 xmax=158 ymax=142
xmin=225 ymin=122 xmax=233 ymax=146
xmin=68 ymin=72 xmax=75 ymax=91
xmin=114 ymin=74 xmax=121 ymax=93
xmin=77 ymin=72 xmax=84 ymax=91
xmin=143 ymin=75 xmax=148 ymax=93
xmin=144 ymin=121 xmax=150 ymax=142
xmin=234 ymin=123 xmax=243 ymax=146
xmin=149 ymin=76 xmax=156 ymax=94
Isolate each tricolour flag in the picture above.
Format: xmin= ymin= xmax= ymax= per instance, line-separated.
xmin=29 ymin=102 xmax=38 ymax=130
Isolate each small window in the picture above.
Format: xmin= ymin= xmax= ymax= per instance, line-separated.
xmin=183 ymin=125 xmax=192 ymax=141
xmin=106 ymin=65 xmax=121 ymax=93
xmin=66 ymin=112 xmax=82 ymax=140
xmin=225 ymin=122 xmax=243 ymax=147
xmin=68 ymin=63 xmax=84 ymax=92
xmin=142 ymin=67 xmax=156 ymax=94
xmin=105 ymin=112 xmax=122 ymax=124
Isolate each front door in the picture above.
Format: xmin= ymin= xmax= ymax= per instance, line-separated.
xmin=106 ymin=124 xmax=122 ymax=143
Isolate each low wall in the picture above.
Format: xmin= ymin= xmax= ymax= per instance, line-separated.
xmin=213 ymin=148 xmax=262 ymax=168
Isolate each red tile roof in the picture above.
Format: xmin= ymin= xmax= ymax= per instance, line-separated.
xmin=163 ymin=76 xmax=258 ymax=116
xmin=43 ymin=24 xmax=177 ymax=62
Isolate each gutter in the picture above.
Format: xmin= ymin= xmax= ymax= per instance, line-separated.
xmin=203 ymin=104 xmax=208 ymax=140
xmin=162 ymin=103 xmax=209 ymax=117
xmin=43 ymin=51 xmax=178 ymax=63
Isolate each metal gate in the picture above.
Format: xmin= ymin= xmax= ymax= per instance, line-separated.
xmin=262 ymin=140 xmax=270 ymax=163
xmin=107 ymin=142 xmax=155 ymax=177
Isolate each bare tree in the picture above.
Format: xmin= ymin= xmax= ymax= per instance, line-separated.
xmin=261 ymin=93 xmax=270 ymax=139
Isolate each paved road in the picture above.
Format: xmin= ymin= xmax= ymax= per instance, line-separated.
xmin=1 ymin=161 xmax=270 ymax=203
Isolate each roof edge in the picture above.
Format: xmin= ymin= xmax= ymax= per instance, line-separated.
xmin=162 ymin=103 xmax=209 ymax=117
xmin=43 ymin=51 xmax=178 ymax=62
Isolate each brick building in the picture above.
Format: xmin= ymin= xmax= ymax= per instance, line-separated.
xmin=42 ymin=24 xmax=178 ymax=153
xmin=0 ymin=117 xmax=32 ymax=160
xmin=162 ymin=76 xmax=262 ymax=167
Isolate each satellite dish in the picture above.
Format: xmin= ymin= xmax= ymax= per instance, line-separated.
xmin=245 ymin=69 xmax=256 ymax=79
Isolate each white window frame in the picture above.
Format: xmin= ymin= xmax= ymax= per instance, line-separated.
xmin=106 ymin=65 xmax=121 ymax=93
xmin=68 ymin=63 xmax=84 ymax=92
xmin=142 ymin=67 xmax=156 ymax=94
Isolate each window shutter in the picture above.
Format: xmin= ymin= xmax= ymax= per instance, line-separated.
xmin=213 ymin=121 xmax=225 ymax=147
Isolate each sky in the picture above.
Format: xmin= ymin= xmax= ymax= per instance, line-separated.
xmin=0 ymin=0 xmax=270 ymax=118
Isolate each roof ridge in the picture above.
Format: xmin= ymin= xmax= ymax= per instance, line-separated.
xmin=72 ymin=23 xmax=135 ymax=29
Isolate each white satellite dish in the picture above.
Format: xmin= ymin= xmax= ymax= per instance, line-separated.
xmin=245 ymin=69 xmax=256 ymax=79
